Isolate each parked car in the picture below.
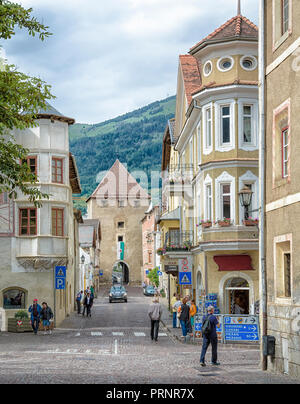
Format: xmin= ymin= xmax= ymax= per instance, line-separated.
xmin=109 ymin=285 xmax=128 ymax=303
xmin=144 ymin=285 xmax=156 ymax=296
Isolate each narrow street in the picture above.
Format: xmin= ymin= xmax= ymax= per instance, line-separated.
xmin=0 ymin=286 xmax=298 ymax=384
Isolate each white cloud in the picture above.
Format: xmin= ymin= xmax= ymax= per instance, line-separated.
xmin=5 ymin=0 xmax=259 ymax=123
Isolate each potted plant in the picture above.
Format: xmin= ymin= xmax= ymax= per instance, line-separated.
xmin=197 ymin=220 xmax=212 ymax=229
xmin=216 ymin=218 xmax=232 ymax=227
xmin=157 ymin=248 xmax=164 ymax=256
xmin=243 ymin=217 xmax=259 ymax=226
xmin=8 ymin=310 xmax=32 ymax=333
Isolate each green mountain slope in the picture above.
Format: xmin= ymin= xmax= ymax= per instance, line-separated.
xmin=70 ymin=96 xmax=176 ymax=213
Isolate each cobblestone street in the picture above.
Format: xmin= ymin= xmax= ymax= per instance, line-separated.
xmin=0 ymin=287 xmax=298 ymax=384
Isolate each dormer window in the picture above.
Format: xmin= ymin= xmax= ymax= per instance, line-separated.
xmin=217 ymin=56 xmax=234 ymax=72
xmin=203 ymin=60 xmax=212 ymax=77
xmin=240 ymin=55 xmax=257 ymax=71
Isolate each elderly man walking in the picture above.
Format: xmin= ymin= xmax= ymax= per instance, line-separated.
xmin=200 ymin=306 xmax=221 ymax=367
xmin=148 ymin=297 xmax=163 ymax=343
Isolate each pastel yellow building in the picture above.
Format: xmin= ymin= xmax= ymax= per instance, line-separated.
xmin=160 ymin=11 xmax=260 ymax=315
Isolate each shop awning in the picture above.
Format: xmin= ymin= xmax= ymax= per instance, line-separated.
xmin=213 ymin=255 xmax=253 ymax=271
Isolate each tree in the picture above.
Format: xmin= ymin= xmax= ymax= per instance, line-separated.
xmin=147 ymin=267 xmax=159 ymax=288
xmin=0 ymin=0 xmax=54 ymax=206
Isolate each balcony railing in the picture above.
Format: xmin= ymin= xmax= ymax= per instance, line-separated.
xmin=162 ymin=164 xmax=194 ymax=186
xmin=163 ymin=230 xmax=194 ymax=252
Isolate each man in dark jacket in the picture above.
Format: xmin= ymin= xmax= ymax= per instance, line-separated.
xmin=28 ymin=299 xmax=42 ymax=335
xmin=83 ymin=292 xmax=94 ymax=317
xmin=200 ymin=306 xmax=221 ymax=367
xmin=41 ymin=302 xmax=54 ymax=335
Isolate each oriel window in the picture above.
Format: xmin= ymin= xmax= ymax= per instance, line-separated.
xmin=243 ymin=105 xmax=253 ymax=143
xmin=221 ymin=184 xmax=231 ymax=219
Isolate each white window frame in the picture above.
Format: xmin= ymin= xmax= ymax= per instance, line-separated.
xmin=215 ymin=100 xmax=235 ymax=152
xmin=238 ymin=99 xmax=258 ymax=151
xmin=239 ymin=171 xmax=259 ymax=224
xmin=203 ymin=103 xmax=213 ymax=155
xmin=197 ymin=119 xmax=202 ymax=165
xmin=203 ymin=174 xmax=213 ymax=223
xmin=272 ymin=0 xmax=292 ymax=51
xmin=215 ymin=172 xmax=235 ymax=224
xmin=282 ymin=128 xmax=289 ymax=178
xmin=217 ymin=56 xmax=235 ymax=73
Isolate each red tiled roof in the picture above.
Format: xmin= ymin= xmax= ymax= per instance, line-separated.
xmin=179 ymin=55 xmax=202 ymax=105
xmin=90 ymin=159 xmax=150 ymax=200
xmin=190 ymin=15 xmax=258 ymax=54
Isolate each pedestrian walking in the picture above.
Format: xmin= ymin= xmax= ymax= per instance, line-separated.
xmin=28 ymin=299 xmax=42 ymax=335
xmin=90 ymin=285 xmax=95 ymax=299
xmin=173 ymin=296 xmax=182 ymax=328
xmin=200 ymin=306 xmax=221 ymax=367
xmin=82 ymin=290 xmax=87 ymax=316
xmin=148 ymin=297 xmax=163 ymax=343
xmin=170 ymin=293 xmax=178 ymax=328
xmin=178 ymin=297 xmax=190 ymax=342
xmin=41 ymin=302 xmax=54 ymax=335
xmin=76 ymin=290 xmax=83 ymax=314
xmin=83 ymin=292 xmax=94 ymax=317
xmin=189 ymin=300 xmax=197 ymax=336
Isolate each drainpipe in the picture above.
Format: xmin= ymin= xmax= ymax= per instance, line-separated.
xmin=259 ymin=0 xmax=268 ymax=372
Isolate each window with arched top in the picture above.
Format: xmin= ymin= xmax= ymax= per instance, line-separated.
xmin=2 ymin=288 xmax=26 ymax=309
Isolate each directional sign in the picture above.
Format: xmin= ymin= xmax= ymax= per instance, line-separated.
xmin=224 ymin=316 xmax=260 ymax=342
xmin=157 ymin=271 xmax=163 ymax=276
xmin=179 ymin=272 xmax=192 ymax=285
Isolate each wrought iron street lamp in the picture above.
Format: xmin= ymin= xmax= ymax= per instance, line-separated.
xmin=239 ymin=185 xmax=253 ymax=220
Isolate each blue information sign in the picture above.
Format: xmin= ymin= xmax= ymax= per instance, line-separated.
xmin=55 ymin=266 xmax=66 ymax=290
xmin=224 ymin=316 xmax=259 ymax=342
xmin=179 ymin=272 xmax=192 ymax=285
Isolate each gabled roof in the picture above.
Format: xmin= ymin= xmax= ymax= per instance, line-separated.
xmin=179 ymin=55 xmax=202 ymax=105
xmin=69 ymin=153 xmax=82 ymax=194
xmin=88 ymin=159 xmax=150 ymax=201
xmin=162 ymin=118 xmax=176 ymax=172
xmin=189 ymin=15 xmax=258 ymax=55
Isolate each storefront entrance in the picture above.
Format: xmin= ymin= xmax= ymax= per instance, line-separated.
xmin=225 ymin=278 xmax=250 ymax=315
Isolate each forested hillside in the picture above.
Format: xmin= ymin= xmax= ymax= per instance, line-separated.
xmin=69 ymin=96 xmax=176 ymax=213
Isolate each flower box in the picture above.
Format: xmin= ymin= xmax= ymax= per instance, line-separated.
xmin=8 ymin=318 xmax=32 ymax=333
xmin=202 ymin=222 xmax=212 ymax=229
xmin=243 ymin=219 xmax=259 ymax=226
xmin=217 ymin=220 xmax=232 ymax=227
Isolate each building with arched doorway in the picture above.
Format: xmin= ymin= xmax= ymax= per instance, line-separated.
xmin=87 ymin=160 xmax=151 ymax=285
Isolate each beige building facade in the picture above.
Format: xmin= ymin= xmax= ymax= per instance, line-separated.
xmin=87 ymin=160 xmax=150 ymax=285
xmin=0 ymin=105 xmax=82 ymax=330
xmin=264 ymin=0 xmax=300 ymax=378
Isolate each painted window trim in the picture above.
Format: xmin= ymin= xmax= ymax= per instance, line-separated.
xmin=217 ymin=56 xmax=235 ymax=73
xmin=203 ymin=174 xmax=213 ymax=223
xmin=21 ymin=155 xmax=38 ymax=177
xmin=215 ymin=100 xmax=236 ymax=152
xmin=215 ymin=172 xmax=236 ymax=224
xmin=238 ymin=99 xmax=258 ymax=151
xmin=202 ymin=103 xmax=213 ymax=155
xmin=272 ymin=98 xmax=291 ymax=188
xmin=273 ymin=233 xmax=293 ymax=304
xmin=272 ymin=0 xmax=293 ymax=52
xmin=281 ymin=126 xmax=289 ymax=179
xmin=203 ymin=60 xmax=213 ymax=77
xmin=240 ymin=55 xmax=258 ymax=72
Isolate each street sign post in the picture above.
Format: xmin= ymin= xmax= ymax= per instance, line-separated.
xmin=178 ymin=257 xmax=192 ymax=286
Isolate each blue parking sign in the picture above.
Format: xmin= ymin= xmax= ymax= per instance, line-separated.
xmin=55 ymin=277 xmax=65 ymax=290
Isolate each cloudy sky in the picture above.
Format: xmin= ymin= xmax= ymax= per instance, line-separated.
xmin=3 ymin=0 xmax=259 ymax=124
